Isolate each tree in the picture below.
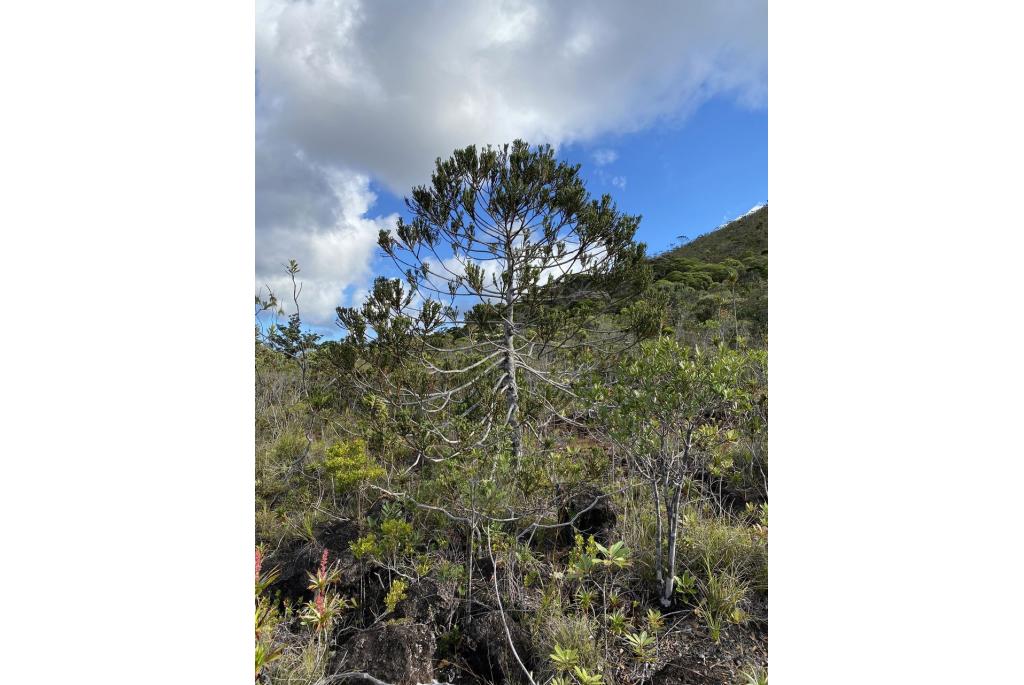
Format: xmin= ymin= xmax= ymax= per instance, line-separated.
xmin=337 ymin=140 xmax=652 ymax=463
xmin=593 ymin=338 xmax=762 ymax=606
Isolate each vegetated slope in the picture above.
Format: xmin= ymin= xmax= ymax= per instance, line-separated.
xmin=658 ymin=205 xmax=767 ymax=265
xmin=644 ymin=205 xmax=768 ymax=344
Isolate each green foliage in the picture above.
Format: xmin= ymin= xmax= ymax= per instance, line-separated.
xmin=575 ymin=587 xmax=597 ymax=612
xmin=384 ymin=579 xmax=408 ymax=614
xmin=537 ymin=611 xmax=604 ymax=678
xmin=665 ymin=207 xmax=767 ymax=265
xmin=550 ymin=643 xmax=580 ymax=672
xmin=605 ymin=609 xmax=627 ymax=635
xmin=678 ymin=514 xmax=768 ymax=594
xmin=571 ymin=666 xmax=605 ymax=685
xmin=350 ymin=533 xmax=378 ymax=560
xmin=624 ymin=630 xmax=656 ymax=663
xmin=742 ymin=666 xmax=769 ymax=685
xmin=679 ymin=270 xmax=714 ymax=289
xmin=254 ymin=179 xmax=767 ymax=685
xmin=320 ymin=438 xmax=384 ymax=492
xmin=696 ymin=562 xmax=748 ymax=642
xmin=594 ymin=540 xmax=632 ymax=569
xmin=271 ymin=430 xmax=308 ymax=464
xmin=673 ymin=569 xmax=698 ymax=600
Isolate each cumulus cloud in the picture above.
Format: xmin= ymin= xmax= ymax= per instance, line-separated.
xmin=592 ymin=149 xmax=619 ymax=166
xmin=256 ymin=139 xmax=397 ymax=325
xmin=611 ymin=176 xmax=627 ymax=190
xmin=255 ymin=0 xmax=766 ymax=322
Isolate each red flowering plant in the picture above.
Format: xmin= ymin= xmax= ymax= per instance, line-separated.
xmin=300 ymin=549 xmax=356 ymax=633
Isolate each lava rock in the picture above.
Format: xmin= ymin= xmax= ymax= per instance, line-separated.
xmin=332 ymin=622 xmax=436 ymax=685
xmin=557 ymin=485 xmax=617 ymax=545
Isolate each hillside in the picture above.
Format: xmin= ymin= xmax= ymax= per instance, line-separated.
xmin=642 ymin=205 xmax=768 ymax=344
xmin=658 ymin=205 xmax=767 ymax=265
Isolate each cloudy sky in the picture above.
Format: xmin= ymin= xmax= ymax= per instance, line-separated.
xmin=256 ymin=0 xmax=767 ymax=330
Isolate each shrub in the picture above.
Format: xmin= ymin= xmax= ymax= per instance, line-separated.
xmin=384 ymin=578 xmax=408 ymax=613
xmin=320 ymin=438 xmax=384 ymax=493
xmin=271 ymin=430 xmax=308 ymax=464
xmin=680 ymin=271 xmax=714 ymax=290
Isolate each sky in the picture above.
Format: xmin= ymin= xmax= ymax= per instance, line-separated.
xmin=255 ymin=0 xmax=768 ymax=333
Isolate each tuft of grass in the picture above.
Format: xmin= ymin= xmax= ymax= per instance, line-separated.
xmin=696 ymin=561 xmax=748 ymax=643
xmin=677 ymin=511 xmax=767 ymax=594
xmin=534 ymin=609 xmax=603 ymax=680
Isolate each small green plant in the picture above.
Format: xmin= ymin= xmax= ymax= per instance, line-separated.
xmin=699 ymin=561 xmax=747 ymax=634
xmin=605 ymin=609 xmax=627 ymax=635
xmin=379 ymin=518 xmax=416 ymax=555
xmin=673 ymin=569 xmax=698 ymax=599
xmin=255 ymin=547 xmax=283 ymax=679
xmin=624 ymin=630 xmax=656 ymax=663
xmin=549 ymin=643 xmax=580 ymax=672
xmin=646 ymin=608 xmax=665 ymax=632
xmin=567 ymin=534 xmax=600 ymax=578
xmin=350 ymin=532 xmax=379 ymax=560
xmin=384 ymin=578 xmax=408 ymax=613
xmin=701 ymin=608 xmax=723 ymax=643
xmin=575 ymin=587 xmax=597 ymax=612
xmin=255 ymin=642 xmax=283 ymax=677
xmin=572 ymin=666 xmax=604 ymax=685
xmin=741 ymin=666 xmax=768 ymax=685
xmin=378 ymin=500 xmax=403 ymax=522
xmin=594 ymin=540 xmax=631 ymax=569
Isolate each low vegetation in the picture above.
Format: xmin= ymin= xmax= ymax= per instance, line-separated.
xmin=255 ymin=141 xmax=768 ymax=685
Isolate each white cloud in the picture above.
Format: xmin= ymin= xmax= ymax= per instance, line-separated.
xmin=255 ymin=0 xmax=766 ymax=323
xmin=611 ymin=175 xmax=627 ymax=190
xmin=257 ymin=0 xmax=766 ymax=193
xmin=255 ymin=140 xmax=397 ymax=326
xmin=592 ymin=148 xmax=618 ymax=166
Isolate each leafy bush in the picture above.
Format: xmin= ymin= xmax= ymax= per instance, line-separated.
xmin=320 ymin=438 xmax=384 ymax=493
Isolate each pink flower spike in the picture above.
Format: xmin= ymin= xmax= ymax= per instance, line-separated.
xmin=319 ymin=549 xmax=329 ymax=579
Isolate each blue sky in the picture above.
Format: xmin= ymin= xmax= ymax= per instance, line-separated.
xmin=255 ymin=0 xmax=767 ymax=331
xmin=364 ymin=96 xmax=767 ymax=288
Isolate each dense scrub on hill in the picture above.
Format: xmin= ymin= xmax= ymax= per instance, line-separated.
xmin=255 ymin=144 xmax=768 ymax=685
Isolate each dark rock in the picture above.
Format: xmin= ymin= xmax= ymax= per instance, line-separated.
xmin=268 ymin=520 xmax=361 ymax=602
xmin=461 ymin=611 xmax=532 ymax=684
xmin=557 ymin=485 xmax=617 ymax=545
xmin=396 ymin=577 xmax=458 ymax=629
xmin=332 ymin=622 xmax=436 ymax=685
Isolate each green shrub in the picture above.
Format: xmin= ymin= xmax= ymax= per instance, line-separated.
xmin=384 ymin=578 xmax=408 ymax=613
xmin=320 ymin=438 xmax=384 ymax=493
xmin=680 ymin=271 xmax=714 ymax=290
xmin=692 ymin=262 xmax=735 ymax=282
xmin=271 ymin=430 xmax=308 ymax=464
xmin=665 ymin=270 xmax=687 ymax=282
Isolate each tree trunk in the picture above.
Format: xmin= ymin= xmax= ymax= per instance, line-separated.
xmin=651 ymin=479 xmax=664 ymax=599
xmin=661 ymin=477 xmax=686 ymax=607
xmin=503 ymin=299 xmax=523 ymax=461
